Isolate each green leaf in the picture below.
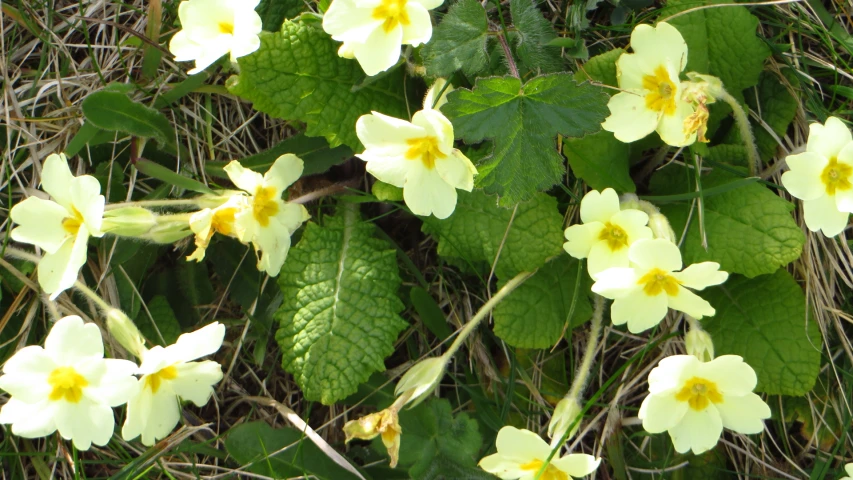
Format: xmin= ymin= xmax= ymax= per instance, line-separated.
xmin=81 ymin=91 xmax=175 ymax=147
xmin=227 ymin=20 xmax=408 ymax=151
xmin=396 ymin=399 xmax=483 ymax=477
xmin=574 ymin=48 xmax=624 ymax=88
xmin=664 ymin=0 xmax=770 ymax=95
xmin=176 ymin=261 xmax=215 ymax=326
xmin=509 ymin=0 xmax=564 ymax=74
xmin=421 ymin=190 xmax=564 ymax=278
xmin=444 ymin=73 xmax=609 ymax=205
xmin=701 ymin=269 xmax=822 ymax=396
xmin=421 ymin=0 xmax=490 ymax=78
xmin=275 ymin=205 xmax=407 ymax=404
xmin=137 ymin=295 xmax=181 ymax=346
xmin=410 ymin=287 xmax=452 ymax=340
xmin=563 ymin=130 xmax=635 ymax=192
xmin=225 ymin=422 xmax=362 ymax=480
xmin=134 ymin=158 xmax=213 ymax=194
xmin=652 ymin=168 xmax=804 ymax=278
xmin=256 ymin=0 xmax=304 ymax=31
xmin=204 ymin=134 xmax=353 ymax=179
xmin=493 ymin=256 xmax=592 ymax=348
xmin=411 ymin=452 xmax=498 ymax=480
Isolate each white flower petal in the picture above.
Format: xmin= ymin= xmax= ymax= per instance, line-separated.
xmin=656 ymin=93 xmax=697 ymax=147
xmin=671 ymin=262 xmax=727 ymax=290
xmin=834 ymin=187 xmax=853 ymax=214
xmin=404 ymin=167 xmax=458 ymax=219
xmin=352 ymin=25 xmax=403 ymax=76
xmin=356 ymin=111 xmax=424 ymax=151
xmin=169 ymin=30 xmax=203 ymax=61
xmin=84 ymin=359 xmax=140 ymax=407
xmin=781 ymin=152 xmax=828 ymax=202
xmin=494 ymin=426 xmax=552 ymax=464
xmin=579 ymin=188 xmax=621 ymax=224
xmin=478 ymin=452 xmax=526 ymax=479
xmin=436 ymin=150 xmax=477 ymax=191
xmin=628 ymin=238 xmax=682 ymax=271
xmin=714 ymin=393 xmax=770 ymax=434
xmin=807 ymin=116 xmax=852 ymax=160
xmin=45 ymin=316 xmax=104 ymax=366
xmin=70 ymin=175 xmax=105 ymax=235
xmin=323 ymin=0 xmax=382 ymax=40
xmin=412 ymin=109 xmax=454 ymax=155
xmin=39 ymin=227 xmax=90 ymax=300
xmin=168 ymin=322 xmax=226 ymax=364
xmin=411 ymin=0 xmax=443 ymax=10
xmin=0 ymin=373 xmax=51 ymax=403
xmin=563 ymin=222 xmax=605 ymax=260
xmin=610 ymin=209 xmax=651 ymax=234
xmin=639 ymin=393 xmax=688 ymax=433
xmin=615 ymin=289 xmax=669 ymax=333
xmin=668 ymin=406 xmax=723 ymax=455
xmin=276 ymin=202 xmax=311 ymax=233
xmin=1 ymin=345 xmax=55 ymax=376
xmin=666 ymin=286 xmax=715 ymax=318
xmin=601 ymin=91 xmax=659 ymax=143
xmin=587 ymin=240 xmax=630 ymax=279
xmin=254 ymin=217 xmax=292 ymax=275
xmin=629 ymin=22 xmax=688 ymax=72
xmin=551 ymin=454 xmax=601 ymax=478
xmin=0 ymin=399 xmax=57 ymax=438
xmin=171 ymin=360 xmax=223 ymax=406
xmin=55 ymin=398 xmax=114 ymax=451
xmin=134 ymin=383 xmax=182 ymax=446
xmin=40 ymin=153 xmax=74 ymax=209
xmin=647 ymin=355 xmax=698 ymax=394
xmin=614 ymin=52 xmax=654 ymax=90
xmin=224 ymin=160 xmax=264 ymax=194
xmin=590 ymin=267 xmax=638 ymax=299
xmin=362 ymin=153 xmax=411 ymax=187
xmin=264 ymin=154 xmax=304 ymax=194
xmin=401 ymin=3 xmax=432 ymax=46
xmin=9 ymin=197 xmax=71 ymax=254
xmin=803 ymin=194 xmax=849 ymax=237
xmin=695 ymin=355 xmax=757 ymax=395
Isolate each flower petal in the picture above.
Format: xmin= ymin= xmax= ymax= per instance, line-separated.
xmin=70 ymin=175 xmax=105 ymax=235
xmin=639 ymin=392 xmax=688 ymax=433
xmin=254 ymin=217 xmax=292 ymax=275
xmin=38 ymin=227 xmax=90 ymax=300
xmin=696 ymin=355 xmax=757 ymax=395
xmin=807 ymin=116 xmax=852 ymax=160
xmin=672 ymin=262 xmax=727 ymax=290
xmin=55 ymin=397 xmax=115 ymax=450
xmin=401 ymin=3 xmax=432 ymax=46
xmin=551 ymin=454 xmax=601 ymax=478
xmin=629 ymin=22 xmax=688 ymax=72
xmin=714 ymin=393 xmax=769 ymax=434
xmin=803 ymin=194 xmax=849 ymax=237
xmin=0 ymin=399 xmax=57 ymax=438
xmin=362 ymin=153 xmax=412 ymax=188
xmin=647 ymin=355 xmax=698 ymax=395
xmin=436 ymin=150 xmax=477 ymax=191
xmin=45 ymin=316 xmax=104 ymax=366
xmin=563 ymin=222 xmax=605 ymax=260
xmin=494 ymin=426 xmax=551 ymax=464
xmin=167 ymin=322 xmax=226 ymax=364
xmin=579 ymin=188 xmax=621 ymax=224
xmin=41 ymin=153 xmax=74 ymax=209
xmin=614 ymin=289 xmax=669 ymax=333
xmin=668 ymin=406 xmax=723 ymax=455
xmin=590 ymin=267 xmax=638 ymax=299
xmin=781 ymin=152 xmax=828 ymax=201
xmin=139 ymin=384 xmax=181 ymax=446
xmin=352 ymin=25 xmax=403 ymax=76
xmin=224 ymin=160 xmax=264 ymax=194
xmin=264 ymin=154 xmax=303 ymax=194
xmin=356 ymin=111 xmax=424 ymax=152
xmin=628 ymin=238 xmax=682 ymax=271
xmin=10 ymin=197 xmax=72 ymax=254
xmin=276 ymin=203 xmax=310 ymax=233
xmin=478 ymin=452 xmax=526 ymax=479
xmin=84 ymin=359 xmax=140 ymax=407
xmin=587 ymin=240 xmax=630 ymax=280
xmin=601 ymin=91 xmax=659 ymax=143
xmin=170 ymin=360 xmax=223 ymax=406
xmin=656 ymin=92 xmax=697 ymax=147
xmin=323 ymin=0 xmax=382 ymax=41
xmin=666 ymin=286 xmax=715 ymax=318
xmin=403 ymin=166 xmax=458 ymax=219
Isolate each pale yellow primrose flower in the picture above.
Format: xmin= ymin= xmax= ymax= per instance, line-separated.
xmin=169 ymin=0 xmax=262 ymax=75
xmin=841 ymin=463 xmax=853 ymax=480
xmin=10 ymin=153 xmax=105 ymax=299
xmin=592 ymin=239 xmax=728 ymax=333
xmin=344 ymin=409 xmax=403 ymax=467
xmin=186 ymin=194 xmax=248 ymax=262
xmin=602 ymin=22 xmax=697 ymax=147
xmin=223 ymin=155 xmax=310 ymax=276
xmin=323 ymin=0 xmax=442 ymax=76
xmin=122 ymin=323 xmax=225 ymax=446
xmin=563 ymin=188 xmax=653 ymax=279
xmin=0 ymin=316 xmax=138 ymax=450
xmin=781 ymin=117 xmax=853 ymax=237
xmin=356 ymin=83 xmax=477 ymax=219
xmin=478 ymin=426 xmax=600 ymax=480
xmin=639 ymin=355 xmax=770 ymax=455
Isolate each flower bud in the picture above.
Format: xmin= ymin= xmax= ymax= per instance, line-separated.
xmin=101 ymin=207 xmax=157 ymax=237
xmin=139 ymin=222 xmax=193 ymax=244
xmin=548 ymin=397 xmax=582 ymax=445
xmin=394 ymin=356 xmax=446 ymax=408
xmin=685 ymin=328 xmax=715 ymax=362
xmin=343 ymin=409 xmax=401 ymax=467
xmin=423 ymin=78 xmax=454 ymax=111
xmin=685 ymin=73 xmax=724 ymax=101
xmin=106 ymin=309 xmax=146 ymax=359
xmin=648 ymin=212 xmax=677 ymax=244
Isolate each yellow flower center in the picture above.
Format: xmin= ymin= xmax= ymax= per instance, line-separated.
xmin=61 ymin=206 xmax=85 ymax=236
xmin=520 ymin=460 xmax=568 ymax=480
xmin=598 ymin=222 xmax=629 ymax=251
xmin=372 ymin=0 xmax=411 ymax=33
xmin=218 ymin=22 xmax=234 ymax=35
xmin=252 ymin=186 xmax=280 ymax=227
xmin=405 ymin=136 xmax=446 ymax=170
xmin=211 ymin=207 xmax=238 ymax=236
xmin=642 ymin=65 xmax=678 ymax=116
xmin=144 ymin=365 xmax=178 ymax=394
xmin=820 ymin=157 xmax=853 ymax=196
xmin=637 ymin=268 xmax=680 ymax=296
xmin=674 ymin=376 xmax=724 ymax=411
xmin=48 ymin=366 xmax=89 ymax=403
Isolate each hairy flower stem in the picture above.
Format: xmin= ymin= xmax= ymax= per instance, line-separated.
xmin=104 ymin=199 xmax=200 ymax=211
xmin=442 ymin=270 xmax=535 ymax=360
xmin=718 ymin=89 xmax=760 ymax=176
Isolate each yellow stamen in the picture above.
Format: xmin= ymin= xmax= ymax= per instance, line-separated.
xmin=520 ymin=460 xmax=569 ymax=480
xmin=48 ymin=366 xmax=89 ymax=403
xmin=211 ymin=207 xmax=238 ymax=236
xmin=404 ymin=136 xmax=446 ymax=170
xmin=61 ymin=206 xmax=85 ymax=236
xmin=252 ymin=186 xmax=280 ymax=227
xmin=218 ymin=22 xmax=234 ymax=34
xmin=637 ymin=268 xmax=680 ymax=296
xmin=372 ymin=0 xmax=411 ymax=33
xmin=642 ymin=65 xmax=678 ymax=116
xmin=675 ymin=376 xmax=724 ymax=411
xmin=144 ymin=365 xmax=178 ymax=394
xmin=820 ymin=157 xmax=853 ymax=196
xmin=597 ymin=221 xmax=629 ymax=251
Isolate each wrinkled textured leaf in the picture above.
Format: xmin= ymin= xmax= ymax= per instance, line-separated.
xmin=701 ymin=269 xmax=821 ymax=395
xmin=421 ymin=190 xmax=564 ymax=278
xmin=444 ymin=73 xmax=609 ymax=205
xmin=564 ymin=130 xmax=635 ymax=192
xmin=422 ymin=0 xmax=490 ymax=77
xmin=256 ymin=0 xmax=304 ymax=31
xmin=228 ymin=20 xmax=408 ymax=150
xmin=493 ymin=256 xmax=592 ymax=348
xmin=275 ymin=206 xmax=407 ymax=404
xmin=652 ymin=168 xmax=804 ymax=278
xmin=510 ymin=0 xmax=563 ymax=74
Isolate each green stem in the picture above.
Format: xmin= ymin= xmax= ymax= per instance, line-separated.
xmin=2 ymin=246 xmax=41 ymax=264
xmin=718 ymin=89 xmax=760 ymax=176
xmin=563 ymin=295 xmax=605 ymax=406
xmin=104 ymin=199 xmax=199 ymax=211
xmin=442 ymin=270 xmax=535 ymax=360
xmin=73 ymin=281 xmax=112 ymax=313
